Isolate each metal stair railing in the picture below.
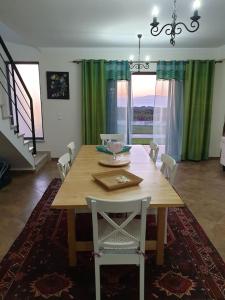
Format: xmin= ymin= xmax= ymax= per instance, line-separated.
xmin=0 ymin=35 xmax=36 ymax=155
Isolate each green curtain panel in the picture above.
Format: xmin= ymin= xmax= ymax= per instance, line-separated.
xmin=82 ymin=60 xmax=106 ymax=144
xmin=105 ymin=61 xmax=131 ymax=135
xmin=157 ymin=61 xmax=185 ymax=80
xmin=182 ymin=60 xmax=215 ymax=161
xmin=105 ymin=60 xmax=131 ymax=81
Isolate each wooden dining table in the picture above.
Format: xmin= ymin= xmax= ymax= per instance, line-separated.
xmin=51 ymin=145 xmax=184 ymax=266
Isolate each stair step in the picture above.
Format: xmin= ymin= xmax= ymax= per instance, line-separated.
xmin=3 ymin=115 xmax=13 ymax=120
xmin=23 ymin=140 xmax=30 ymax=145
xmin=18 ymin=133 xmax=25 ymax=138
xmin=34 ymin=151 xmax=51 ymax=172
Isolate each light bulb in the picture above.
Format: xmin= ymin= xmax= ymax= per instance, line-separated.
xmin=129 ymin=55 xmax=135 ymax=61
xmin=193 ymin=0 xmax=200 ymax=10
xmin=152 ymin=6 xmax=159 ymax=17
xmin=145 ymin=56 xmax=150 ymax=62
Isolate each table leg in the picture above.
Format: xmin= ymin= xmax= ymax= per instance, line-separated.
xmin=156 ymin=207 xmax=166 ymax=265
xmin=67 ymin=209 xmax=76 ymax=266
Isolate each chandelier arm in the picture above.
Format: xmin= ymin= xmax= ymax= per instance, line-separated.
xmin=165 ymin=26 xmax=174 ymax=36
xmin=173 ymin=24 xmax=182 ymax=35
xmin=129 ymin=62 xmax=150 ymax=71
xmin=150 ymin=23 xmax=174 ymax=37
xmin=175 ymin=20 xmax=200 ymax=33
xmin=163 ymin=25 xmax=181 ymax=36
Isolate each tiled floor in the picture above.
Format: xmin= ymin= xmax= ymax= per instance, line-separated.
xmin=175 ymin=159 xmax=225 ymax=260
xmin=0 ymin=158 xmax=224 ymax=262
xmin=0 ymin=160 xmax=58 ymax=262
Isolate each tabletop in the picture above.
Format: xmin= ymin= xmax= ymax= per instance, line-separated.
xmin=52 ymin=145 xmax=184 ymax=210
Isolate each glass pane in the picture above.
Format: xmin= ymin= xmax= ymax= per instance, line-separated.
xmin=117 ymin=80 xmax=129 ymax=143
xmin=14 ymin=64 xmax=43 ymax=139
xmin=131 ymin=74 xmax=156 ymax=145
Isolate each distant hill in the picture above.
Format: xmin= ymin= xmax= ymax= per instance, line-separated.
xmin=133 ymin=95 xmax=167 ymax=107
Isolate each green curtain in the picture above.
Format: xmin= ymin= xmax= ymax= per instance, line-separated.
xmin=157 ymin=61 xmax=185 ymax=80
xmin=82 ymin=60 xmax=106 ymax=144
xmin=105 ymin=61 xmax=131 ymax=134
xmin=105 ymin=60 xmax=131 ymax=80
xmin=182 ymin=60 xmax=215 ymax=161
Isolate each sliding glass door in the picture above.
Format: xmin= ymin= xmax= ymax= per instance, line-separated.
xmin=130 ymin=73 xmax=168 ymax=158
xmin=130 ymin=73 xmax=156 ymax=145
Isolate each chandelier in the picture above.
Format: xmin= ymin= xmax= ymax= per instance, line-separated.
xmin=129 ymin=34 xmax=151 ymax=72
xmin=150 ymin=0 xmax=201 ymax=46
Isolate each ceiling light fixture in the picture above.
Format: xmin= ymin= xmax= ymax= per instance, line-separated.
xmin=129 ymin=34 xmax=151 ymax=72
xmin=150 ymin=0 xmax=201 ymax=46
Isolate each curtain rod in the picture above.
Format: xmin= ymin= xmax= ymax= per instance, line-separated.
xmin=72 ymin=59 xmax=224 ymax=64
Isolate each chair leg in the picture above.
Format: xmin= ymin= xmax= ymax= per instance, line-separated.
xmin=95 ymin=261 xmax=101 ymax=300
xmin=139 ymin=257 xmax=145 ymax=300
xmin=164 ymin=208 xmax=168 ymax=244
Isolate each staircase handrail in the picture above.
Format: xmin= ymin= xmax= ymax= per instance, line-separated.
xmin=0 ymin=35 xmax=36 ymax=155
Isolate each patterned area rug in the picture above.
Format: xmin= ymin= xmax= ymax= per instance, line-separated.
xmin=0 ymin=178 xmax=225 ymax=300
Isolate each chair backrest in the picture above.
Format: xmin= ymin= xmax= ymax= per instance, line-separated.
xmin=67 ymin=141 xmax=76 ymax=163
xmin=57 ymin=153 xmax=71 ymax=182
xmin=149 ymin=141 xmax=159 ymax=163
xmin=160 ymin=153 xmax=177 ymax=185
xmin=86 ymin=196 xmax=151 ymax=254
xmin=100 ymin=134 xmax=123 ymax=146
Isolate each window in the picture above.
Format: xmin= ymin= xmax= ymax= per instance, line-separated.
xmin=7 ymin=62 xmax=44 ymax=139
xmin=130 ymin=73 xmax=168 ymax=158
xmin=131 ymin=73 xmax=156 ymax=144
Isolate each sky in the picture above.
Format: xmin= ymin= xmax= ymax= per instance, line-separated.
xmin=132 ymin=74 xmax=168 ymax=97
xmin=117 ymin=74 xmax=168 ymax=107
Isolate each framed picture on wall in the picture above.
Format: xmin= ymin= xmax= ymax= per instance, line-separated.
xmin=46 ymin=71 xmax=70 ymax=99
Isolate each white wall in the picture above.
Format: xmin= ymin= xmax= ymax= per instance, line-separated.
xmin=209 ymin=61 xmax=225 ymax=156
xmin=4 ymin=42 xmax=225 ymax=157
xmin=38 ymin=54 xmax=82 ymax=157
xmin=0 ymin=50 xmax=10 ymax=115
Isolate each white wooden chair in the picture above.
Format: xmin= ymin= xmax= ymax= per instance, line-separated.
xmin=147 ymin=142 xmax=159 ymax=219
xmin=148 ymin=153 xmax=177 ymax=243
xmin=100 ymin=133 xmax=123 ymax=146
xmin=86 ymin=196 xmax=151 ymax=300
xmin=160 ymin=154 xmax=177 ymax=243
xmin=67 ymin=141 xmax=76 ymax=164
xmin=58 ymin=152 xmax=89 ymax=214
xmin=57 ymin=153 xmax=71 ymax=182
xmin=149 ymin=141 xmax=159 ymax=164
xmin=160 ymin=153 xmax=177 ymax=186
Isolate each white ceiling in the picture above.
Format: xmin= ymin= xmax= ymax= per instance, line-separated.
xmin=0 ymin=0 xmax=225 ymax=48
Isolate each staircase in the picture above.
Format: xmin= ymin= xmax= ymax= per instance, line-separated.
xmin=0 ymin=35 xmax=49 ymax=171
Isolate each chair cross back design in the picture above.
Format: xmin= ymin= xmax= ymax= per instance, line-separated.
xmin=57 ymin=153 xmax=71 ymax=182
xmin=149 ymin=141 xmax=159 ymax=163
xmin=100 ymin=133 xmax=123 ymax=146
xmin=86 ymin=196 xmax=151 ymax=300
xmin=98 ymin=210 xmax=139 ymax=249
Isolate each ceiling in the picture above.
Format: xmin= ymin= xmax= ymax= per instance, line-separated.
xmin=0 ymin=0 xmax=225 ymax=48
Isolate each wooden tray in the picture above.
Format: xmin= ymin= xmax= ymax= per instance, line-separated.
xmin=99 ymin=158 xmax=130 ymax=167
xmin=92 ymin=169 xmax=143 ymax=190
